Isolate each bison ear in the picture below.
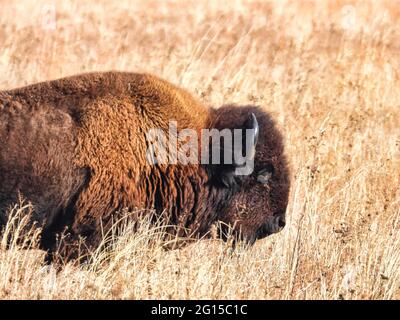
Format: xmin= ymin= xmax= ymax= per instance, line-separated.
xmin=210 ymin=113 xmax=259 ymax=188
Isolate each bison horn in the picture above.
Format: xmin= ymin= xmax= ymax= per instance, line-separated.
xmin=217 ymin=112 xmax=260 ymax=186
xmin=246 ymin=113 xmax=259 ymax=160
xmin=239 ymin=112 xmax=259 ymax=164
xmin=231 ymin=112 xmax=259 ymax=177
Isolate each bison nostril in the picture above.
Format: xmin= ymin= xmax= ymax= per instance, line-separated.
xmin=256 ymin=215 xmax=286 ymax=240
xmin=278 ymin=216 xmax=286 ymax=228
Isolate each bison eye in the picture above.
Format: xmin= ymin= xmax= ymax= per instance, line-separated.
xmin=256 ymin=165 xmax=274 ymax=185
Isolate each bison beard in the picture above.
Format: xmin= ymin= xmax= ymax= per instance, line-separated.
xmin=0 ymin=72 xmax=290 ymax=260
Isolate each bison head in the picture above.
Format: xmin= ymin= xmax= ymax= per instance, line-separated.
xmin=209 ymin=105 xmax=290 ymax=244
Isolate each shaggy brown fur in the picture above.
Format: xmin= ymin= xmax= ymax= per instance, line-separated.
xmin=0 ymin=72 xmax=290 ymax=258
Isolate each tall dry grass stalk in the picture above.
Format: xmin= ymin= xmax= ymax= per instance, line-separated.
xmin=0 ymin=0 xmax=399 ymax=299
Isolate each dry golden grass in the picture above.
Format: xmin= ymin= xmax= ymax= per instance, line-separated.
xmin=0 ymin=0 xmax=399 ymax=299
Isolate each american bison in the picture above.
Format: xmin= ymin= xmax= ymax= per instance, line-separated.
xmin=0 ymin=72 xmax=290 ymax=258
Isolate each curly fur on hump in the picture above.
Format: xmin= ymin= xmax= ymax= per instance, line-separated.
xmin=0 ymin=72 xmax=290 ymax=258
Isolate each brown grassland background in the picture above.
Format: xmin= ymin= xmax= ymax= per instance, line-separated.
xmin=0 ymin=0 xmax=399 ymax=299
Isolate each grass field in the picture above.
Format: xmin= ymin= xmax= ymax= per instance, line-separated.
xmin=0 ymin=0 xmax=399 ymax=299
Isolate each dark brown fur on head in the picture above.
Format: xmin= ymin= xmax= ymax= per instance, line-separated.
xmin=209 ymin=105 xmax=290 ymax=244
xmin=0 ymin=72 xmax=290 ymax=259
